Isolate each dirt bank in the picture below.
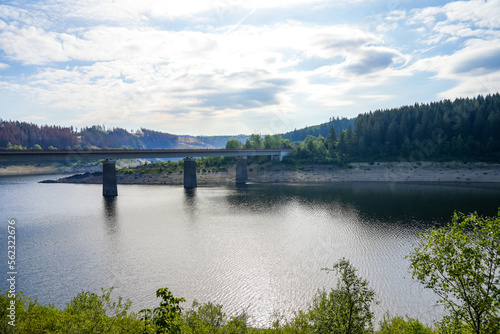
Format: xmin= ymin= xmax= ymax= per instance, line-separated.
xmin=41 ymin=161 xmax=500 ymax=185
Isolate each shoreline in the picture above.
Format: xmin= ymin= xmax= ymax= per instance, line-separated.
xmin=39 ymin=161 xmax=500 ymax=185
xmin=0 ymin=165 xmax=102 ymax=176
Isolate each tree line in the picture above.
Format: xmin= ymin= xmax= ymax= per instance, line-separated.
xmin=0 ymin=122 xmax=233 ymax=150
xmin=354 ymin=93 xmax=500 ymax=161
xmin=287 ymin=94 xmax=500 ymax=164
xmin=226 ymin=134 xmax=292 ymax=150
xmin=280 ymin=117 xmax=355 ymax=142
xmin=0 ymin=121 xmax=248 ymax=151
xmin=0 ymin=120 xmax=77 ymax=150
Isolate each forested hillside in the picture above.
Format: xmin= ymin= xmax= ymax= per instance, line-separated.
xmin=194 ymin=135 xmax=249 ymax=149
xmin=354 ymin=93 xmax=500 ymax=160
xmin=81 ymin=126 xmax=144 ymax=149
xmin=0 ymin=122 xmax=242 ymax=150
xmin=281 ymin=117 xmax=355 ymax=142
xmin=290 ymin=93 xmax=500 ymax=163
xmin=0 ymin=121 xmax=77 ymax=149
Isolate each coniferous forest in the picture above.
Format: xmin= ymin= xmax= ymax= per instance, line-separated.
xmin=352 ymin=94 xmax=500 ymax=161
xmin=281 ymin=117 xmax=355 ymax=142
xmin=0 ymin=122 xmax=78 ymax=150
xmin=289 ymin=94 xmax=500 ymax=164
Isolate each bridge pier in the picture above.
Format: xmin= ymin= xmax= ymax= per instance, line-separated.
xmin=183 ymin=158 xmax=197 ymax=188
xmin=236 ymin=156 xmax=248 ymax=183
xmin=102 ymin=160 xmax=118 ymax=197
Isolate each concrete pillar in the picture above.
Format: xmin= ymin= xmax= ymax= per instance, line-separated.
xmin=279 ymin=151 xmax=289 ymax=161
xmin=236 ymin=156 xmax=248 ymax=183
xmin=183 ymin=158 xmax=197 ymax=188
xmin=102 ymin=160 xmax=118 ymax=196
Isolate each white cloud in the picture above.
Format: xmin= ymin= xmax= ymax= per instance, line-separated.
xmin=402 ymin=0 xmax=500 ymax=100
xmin=385 ymin=10 xmax=406 ymax=22
xmin=0 ymin=4 xmax=52 ymax=28
xmin=0 ymin=26 xmax=71 ymax=65
xmin=412 ymin=39 xmax=500 ymax=98
xmin=408 ymin=6 xmax=442 ymax=27
xmin=409 ymin=0 xmax=500 ymax=44
xmin=1 ymin=0 xmax=497 ymax=134
xmin=21 ymin=0 xmax=332 ymax=25
xmin=0 ymin=16 xmax=409 ymax=121
xmin=443 ymin=0 xmax=500 ymax=29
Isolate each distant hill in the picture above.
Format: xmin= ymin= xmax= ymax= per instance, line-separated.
xmin=281 ymin=117 xmax=356 ymax=142
xmin=190 ymin=135 xmax=249 ymax=149
xmin=0 ymin=121 xmax=249 ymax=150
xmin=81 ymin=127 xmax=248 ymax=149
xmin=0 ymin=121 xmax=78 ymax=149
xmin=2 ymin=116 xmax=355 ymax=150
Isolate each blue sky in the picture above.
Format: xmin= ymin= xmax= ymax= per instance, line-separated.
xmin=0 ymin=0 xmax=499 ymax=135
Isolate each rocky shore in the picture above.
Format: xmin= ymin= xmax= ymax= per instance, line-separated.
xmin=40 ymin=161 xmax=500 ymax=185
xmin=0 ymin=165 xmax=102 ymax=176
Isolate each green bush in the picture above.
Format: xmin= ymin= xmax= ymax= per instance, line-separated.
xmin=377 ymin=313 xmax=435 ymax=334
xmin=182 ymin=300 xmax=226 ymax=334
xmin=408 ymin=210 xmax=500 ymax=334
xmin=0 ymin=288 xmax=141 ymax=334
xmin=140 ymin=287 xmax=186 ymax=334
xmin=308 ymin=258 xmax=376 ymax=334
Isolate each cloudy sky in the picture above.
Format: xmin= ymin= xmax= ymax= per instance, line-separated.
xmin=1 ymin=0 xmax=499 ymax=135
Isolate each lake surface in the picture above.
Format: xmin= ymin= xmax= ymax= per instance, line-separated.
xmin=1 ymin=174 xmax=499 ymax=327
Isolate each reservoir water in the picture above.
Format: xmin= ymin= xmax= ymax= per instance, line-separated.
xmin=1 ymin=174 xmax=499 ymax=327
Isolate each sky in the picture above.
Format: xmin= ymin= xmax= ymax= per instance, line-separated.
xmin=0 ymin=0 xmax=499 ymax=135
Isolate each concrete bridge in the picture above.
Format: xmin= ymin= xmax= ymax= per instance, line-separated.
xmin=0 ymin=149 xmax=291 ymax=196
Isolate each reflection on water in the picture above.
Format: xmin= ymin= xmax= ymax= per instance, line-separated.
xmin=1 ymin=176 xmax=499 ymax=328
xmin=183 ymin=188 xmax=197 ymax=205
xmin=226 ymin=182 xmax=499 ymax=224
xmin=102 ymin=196 xmax=118 ymax=235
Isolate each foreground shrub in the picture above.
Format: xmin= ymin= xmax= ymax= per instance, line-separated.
xmin=140 ymin=287 xmax=186 ymax=334
xmin=309 ymin=258 xmax=376 ymax=334
xmin=378 ymin=313 xmax=435 ymax=334
xmin=408 ymin=210 xmax=500 ymax=334
xmin=0 ymin=288 xmax=142 ymax=334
